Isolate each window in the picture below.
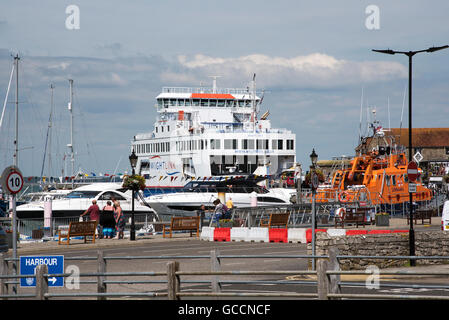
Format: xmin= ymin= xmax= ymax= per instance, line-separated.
xmin=185 ymin=99 xmax=191 ymax=107
xmin=178 ymin=99 xmax=185 ymax=106
xmin=217 ymin=100 xmax=225 ymax=107
xmin=98 ymin=191 xmax=126 ymax=201
xmin=238 ymin=100 xmax=245 ymax=107
xmin=242 ymin=139 xmax=255 ymax=150
xmin=257 ymin=139 xmax=269 ymax=150
xmin=157 ymin=99 xmax=163 ymax=108
xmin=286 ymin=140 xmax=294 ymax=150
xmin=210 ymin=99 xmax=217 ymax=107
xmin=226 ymin=100 xmax=235 ymax=107
xmin=210 ymin=139 xmax=221 ymax=150
xmin=200 ymin=99 xmax=208 ymax=107
xmin=192 ymin=99 xmax=200 ymax=106
xmin=170 ymin=99 xmax=177 ymax=106
xmin=224 ymin=139 xmax=237 ymax=149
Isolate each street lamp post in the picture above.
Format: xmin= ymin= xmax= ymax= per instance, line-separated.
xmin=372 ymin=45 xmax=448 ymax=266
xmin=129 ymin=150 xmax=138 ymax=241
xmin=310 ymin=148 xmax=318 ymax=270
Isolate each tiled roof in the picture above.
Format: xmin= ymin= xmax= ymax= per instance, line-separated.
xmin=387 ymin=128 xmax=449 ymax=147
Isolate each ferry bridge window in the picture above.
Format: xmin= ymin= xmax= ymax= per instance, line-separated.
xmin=192 ymin=99 xmax=200 ymax=106
xmin=210 ymin=99 xmax=217 ymax=107
xmin=201 ymin=99 xmax=208 ymax=107
xmin=163 ymin=99 xmax=169 ymax=107
xmin=286 ymin=139 xmax=294 ymax=150
xmin=170 ymin=99 xmax=177 ymax=106
xmin=238 ymin=100 xmax=245 ymax=107
xmin=157 ymin=99 xmax=163 ymax=108
xmin=218 ymin=100 xmax=225 ymax=107
xmin=185 ymin=99 xmax=191 ymax=106
xmin=178 ymin=99 xmax=185 ymax=106
xmin=226 ymin=100 xmax=235 ymax=107
xmin=245 ymin=100 xmax=251 ymax=107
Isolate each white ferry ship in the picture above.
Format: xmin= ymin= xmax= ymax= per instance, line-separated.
xmin=131 ymin=77 xmax=297 ymax=196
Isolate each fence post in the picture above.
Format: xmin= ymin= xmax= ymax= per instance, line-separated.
xmin=167 ymin=261 xmax=180 ymax=300
xmin=35 ymin=264 xmax=48 ymax=300
xmin=97 ymin=250 xmax=107 ymax=300
xmin=328 ymin=247 xmax=341 ymax=299
xmin=210 ymin=249 xmax=221 ymax=295
xmin=316 ymin=258 xmax=329 ymax=300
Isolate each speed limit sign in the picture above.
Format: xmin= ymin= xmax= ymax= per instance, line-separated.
xmin=1 ymin=166 xmax=24 ymax=195
xmin=6 ymin=171 xmax=23 ymax=194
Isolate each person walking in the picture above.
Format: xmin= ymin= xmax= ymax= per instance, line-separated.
xmin=114 ymin=201 xmax=126 ymax=239
xmin=100 ymin=201 xmax=116 ymax=239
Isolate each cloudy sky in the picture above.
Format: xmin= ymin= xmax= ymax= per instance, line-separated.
xmin=0 ymin=0 xmax=448 ymax=177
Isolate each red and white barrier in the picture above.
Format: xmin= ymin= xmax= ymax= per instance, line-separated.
xmin=200 ymin=227 xmax=409 ymax=243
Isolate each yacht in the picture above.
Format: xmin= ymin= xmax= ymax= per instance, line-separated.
xmin=145 ymin=175 xmax=295 ymax=218
xmin=16 ymin=183 xmax=157 ymax=219
xmin=131 ymin=77 xmax=297 ymax=195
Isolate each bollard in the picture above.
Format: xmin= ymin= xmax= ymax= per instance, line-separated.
xmin=35 ymin=264 xmax=48 ymax=300
xmin=167 ymin=261 xmax=180 ymax=300
xmin=97 ymin=250 xmax=107 ymax=300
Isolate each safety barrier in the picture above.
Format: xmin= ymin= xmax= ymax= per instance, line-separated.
xmin=200 ymin=227 xmax=410 ymax=243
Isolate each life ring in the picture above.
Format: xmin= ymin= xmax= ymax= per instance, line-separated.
xmin=335 ymin=207 xmax=346 ymax=218
xmin=338 ymin=191 xmax=349 ymax=202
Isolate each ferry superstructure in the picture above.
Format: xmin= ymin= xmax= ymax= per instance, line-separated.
xmin=131 ymin=78 xmax=296 ymax=194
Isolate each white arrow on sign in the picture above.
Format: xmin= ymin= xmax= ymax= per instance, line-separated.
xmin=49 ymin=277 xmax=57 ymax=285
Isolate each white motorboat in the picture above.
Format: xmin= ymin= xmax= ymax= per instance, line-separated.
xmin=16 ymin=183 xmax=157 ymax=219
xmin=145 ymin=176 xmax=295 ymax=218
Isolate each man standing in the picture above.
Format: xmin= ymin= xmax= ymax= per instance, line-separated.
xmin=81 ymin=199 xmax=100 ymax=222
xmin=81 ymin=199 xmax=101 ymax=238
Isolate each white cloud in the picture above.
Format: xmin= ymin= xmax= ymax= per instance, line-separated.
xmin=174 ymin=53 xmax=408 ymax=88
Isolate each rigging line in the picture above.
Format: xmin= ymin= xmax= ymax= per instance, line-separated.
xmin=0 ymin=63 xmax=14 ymax=130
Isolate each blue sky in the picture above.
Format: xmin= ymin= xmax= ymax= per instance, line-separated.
xmin=0 ymin=1 xmax=448 ymax=177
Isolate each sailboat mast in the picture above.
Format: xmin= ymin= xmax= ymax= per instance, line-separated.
xmin=14 ymin=55 xmax=19 ymax=167
xmin=68 ymin=79 xmax=75 ymax=187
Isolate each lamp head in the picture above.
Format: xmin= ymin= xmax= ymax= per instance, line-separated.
xmin=426 ymin=45 xmax=449 ymax=53
xmin=129 ymin=150 xmax=138 ymax=169
xmin=372 ymin=49 xmax=396 ymax=55
xmin=310 ymin=148 xmax=318 ymax=167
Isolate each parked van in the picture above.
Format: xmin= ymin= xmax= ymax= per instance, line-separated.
xmin=442 ymin=200 xmax=449 ymax=231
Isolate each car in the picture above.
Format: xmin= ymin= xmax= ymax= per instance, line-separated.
xmin=0 ymin=225 xmax=9 ymax=252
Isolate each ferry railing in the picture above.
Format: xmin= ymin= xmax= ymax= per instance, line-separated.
xmin=2 ymin=249 xmax=449 ymax=300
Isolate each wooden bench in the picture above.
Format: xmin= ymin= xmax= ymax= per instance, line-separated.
xmin=162 ymin=216 xmax=200 ymax=238
xmin=335 ymin=210 xmax=365 ymax=228
xmin=407 ymin=209 xmax=433 ymax=225
xmin=260 ymin=213 xmax=290 ymax=229
xmin=58 ymin=221 xmax=98 ymax=245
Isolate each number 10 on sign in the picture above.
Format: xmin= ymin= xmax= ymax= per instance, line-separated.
xmin=6 ymin=171 xmax=23 ymax=194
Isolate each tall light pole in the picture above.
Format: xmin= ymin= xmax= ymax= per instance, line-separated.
xmin=310 ymin=148 xmax=318 ymax=270
xmin=129 ymin=150 xmax=138 ymax=241
xmin=372 ymin=45 xmax=449 ymax=266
